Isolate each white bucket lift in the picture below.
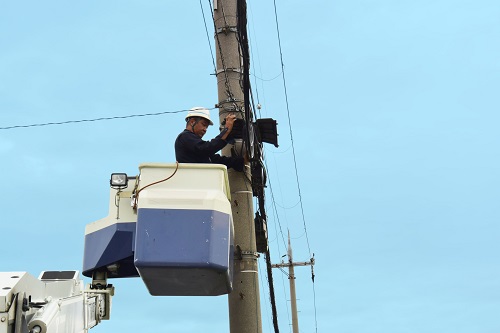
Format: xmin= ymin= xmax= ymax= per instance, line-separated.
xmin=134 ymin=163 xmax=234 ymax=296
xmin=83 ymin=163 xmax=234 ymax=296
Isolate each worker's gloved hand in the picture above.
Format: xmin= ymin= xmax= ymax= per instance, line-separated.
xmin=225 ymin=113 xmax=237 ymax=131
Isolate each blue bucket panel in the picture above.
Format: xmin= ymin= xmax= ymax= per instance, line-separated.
xmin=82 ymin=222 xmax=138 ymax=278
xmin=134 ymin=208 xmax=233 ymax=296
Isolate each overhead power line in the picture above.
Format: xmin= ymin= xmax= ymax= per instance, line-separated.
xmin=272 ymin=0 xmax=319 ymax=332
xmin=272 ymin=0 xmax=311 ymax=257
xmin=0 ymin=109 xmax=192 ymax=130
xmin=199 ymin=0 xmax=217 ymax=73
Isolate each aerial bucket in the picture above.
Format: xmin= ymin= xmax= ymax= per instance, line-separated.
xmin=134 ymin=163 xmax=234 ymax=296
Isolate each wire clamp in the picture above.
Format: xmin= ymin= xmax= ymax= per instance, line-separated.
xmin=216 ymin=26 xmax=238 ymax=35
xmin=216 ymin=68 xmax=243 ymax=75
xmin=241 ymin=251 xmax=260 ymax=259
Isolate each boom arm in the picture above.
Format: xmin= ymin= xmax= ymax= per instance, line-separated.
xmin=0 ymin=271 xmax=114 ymax=333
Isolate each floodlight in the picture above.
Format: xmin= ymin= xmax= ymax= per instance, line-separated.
xmin=110 ymin=173 xmax=128 ymax=188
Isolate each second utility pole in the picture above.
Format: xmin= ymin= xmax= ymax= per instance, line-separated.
xmin=272 ymin=232 xmax=315 ymax=333
xmin=213 ymin=1 xmax=263 ymax=333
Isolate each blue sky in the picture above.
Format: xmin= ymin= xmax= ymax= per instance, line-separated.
xmin=1 ymin=1 xmax=499 ymax=332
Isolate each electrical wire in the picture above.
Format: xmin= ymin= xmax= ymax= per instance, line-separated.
xmin=1 ymin=3 xmax=317 ymax=331
xmin=265 ymin=161 xmax=294 ymax=333
xmin=271 ymin=0 xmax=311 ymax=256
xmin=246 ymin=3 xmax=268 ymax=123
xmin=132 ymin=161 xmax=179 ymax=209
xmin=252 ymin=71 xmax=284 ymax=82
xmin=236 ymin=2 xmax=282 ymax=332
xmin=0 ymin=109 xmax=190 ymax=130
xmin=272 ymin=1 xmax=318 ymax=331
xmin=312 ymin=277 xmax=319 ymax=333
xmin=258 ymin=259 xmax=272 ymax=333
xmin=273 ymin=200 xmax=300 ymax=210
xmin=199 ymin=0 xmax=217 ymax=73
xmin=208 ymin=0 xmax=239 ymax=112
xmin=263 ymin=169 xmax=291 ymax=331
xmin=266 ymin=160 xmax=288 ymax=250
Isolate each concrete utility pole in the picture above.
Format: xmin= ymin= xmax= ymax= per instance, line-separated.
xmin=272 ymin=232 xmax=315 ymax=333
xmin=213 ymin=1 xmax=263 ymax=333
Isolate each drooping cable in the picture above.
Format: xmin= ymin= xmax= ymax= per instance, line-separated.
xmin=132 ymin=161 xmax=179 ymax=209
xmin=265 ymin=158 xmax=287 ymax=249
xmin=0 ymin=109 xmax=189 ymax=130
xmin=264 ymin=232 xmax=280 ymax=333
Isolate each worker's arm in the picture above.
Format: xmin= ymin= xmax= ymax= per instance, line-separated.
xmin=176 ymin=131 xmax=227 ymax=160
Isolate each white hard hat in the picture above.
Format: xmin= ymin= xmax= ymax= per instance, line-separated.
xmin=186 ymin=107 xmax=213 ymax=126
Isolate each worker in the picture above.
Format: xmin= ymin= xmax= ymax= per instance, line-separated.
xmin=175 ymin=107 xmax=244 ymax=171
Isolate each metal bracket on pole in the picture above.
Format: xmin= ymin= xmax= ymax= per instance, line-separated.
xmin=235 ymin=246 xmax=260 ymax=261
xmin=216 ymin=26 xmax=238 ymax=35
xmin=241 ymin=251 xmax=260 ymax=259
xmin=216 ymin=68 xmax=243 ymax=75
xmin=238 ymin=250 xmax=260 ymax=274
xmin=217 ymin=99 xmax=244 ymax=106
xmin=217 ymin=101 xmax=244 ymax=115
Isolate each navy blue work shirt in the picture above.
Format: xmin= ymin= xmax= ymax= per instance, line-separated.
xmin=175 ymin=129 xmax=244 ymax=171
